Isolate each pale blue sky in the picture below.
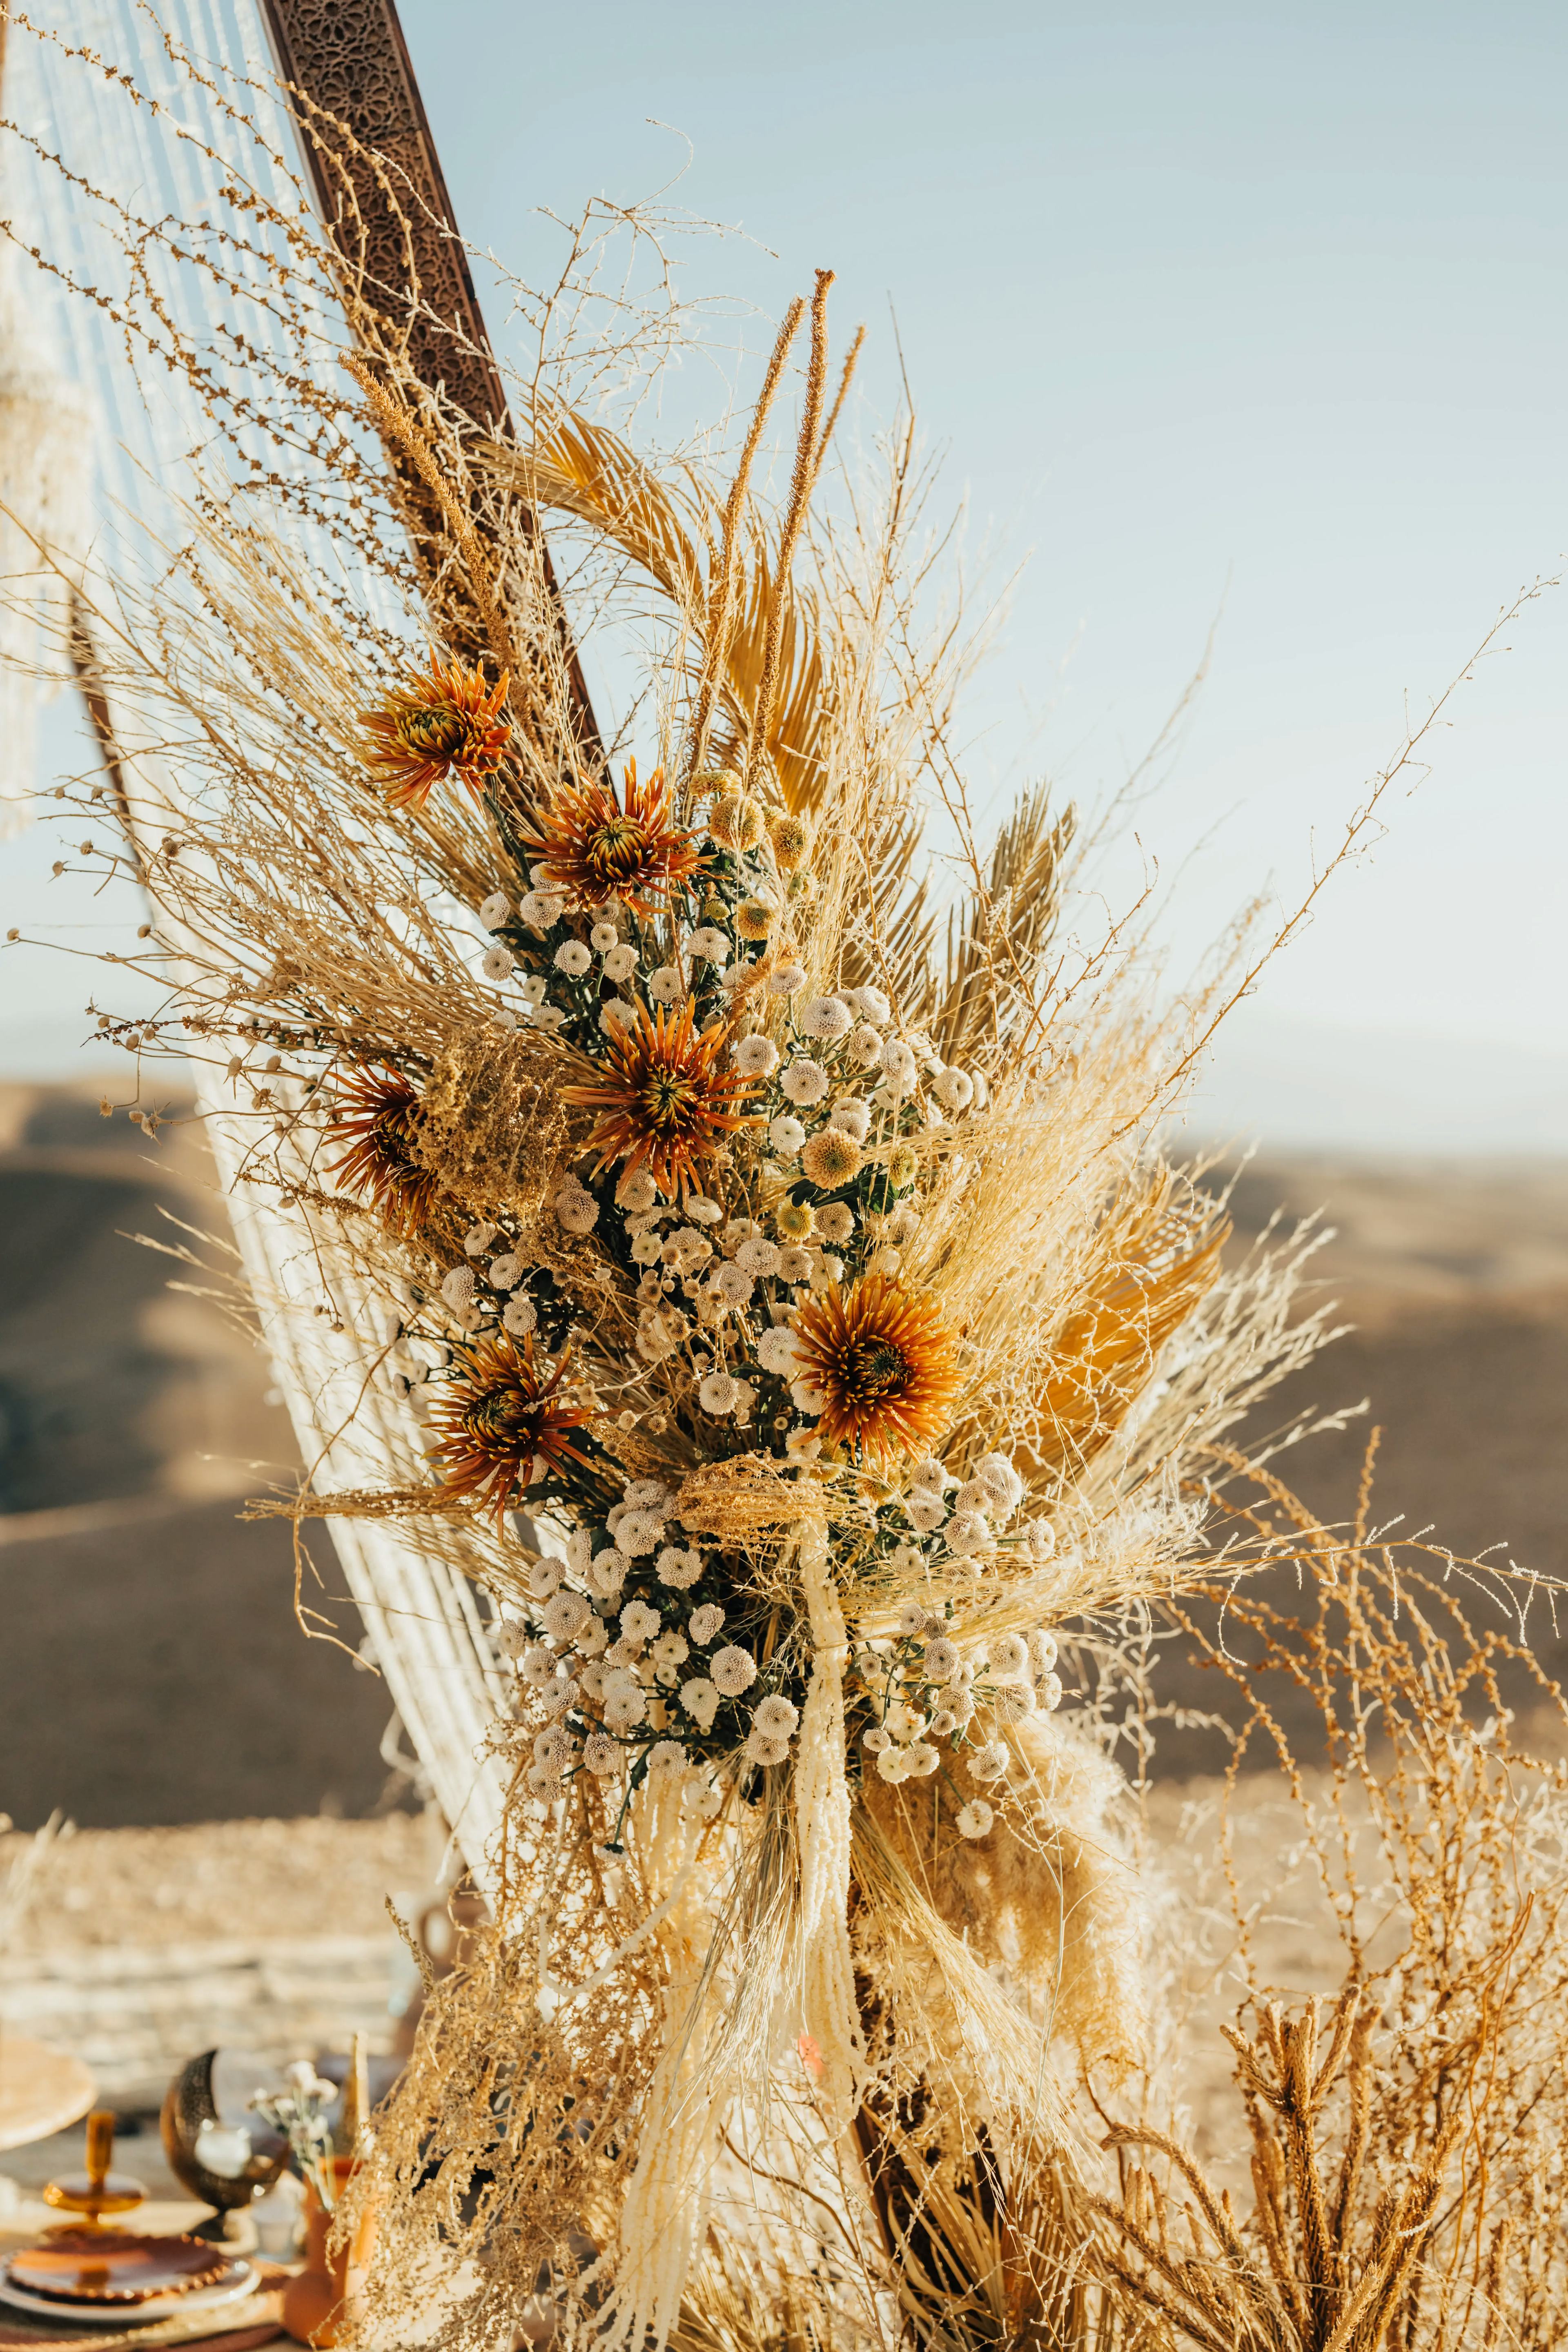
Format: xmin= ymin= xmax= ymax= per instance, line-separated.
xmin=3 ymin=0 xmax=1564 ymax=1146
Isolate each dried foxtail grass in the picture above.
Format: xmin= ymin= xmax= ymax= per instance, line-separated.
xmin=7 ymin=24 xmax=1562 ymax=2352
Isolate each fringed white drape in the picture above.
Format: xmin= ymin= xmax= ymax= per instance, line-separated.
xmin=4 ymin=0 xmax=512 ymax=1876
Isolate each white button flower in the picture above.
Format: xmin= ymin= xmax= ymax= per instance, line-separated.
xmin=503 ymin=1293 xmax=538 ymax=1336
xmin=541 ymin=1590 xmax=591 ymax=1642
xmin=780 ymin=1060 xmax=829 ymax=1106
xmin=767 ymin=962 xmax=807 ymax=995
xmin=519 ymin=973 xmax=548 ymax=1007
xmin=615 ymin=1508 xmax=664 ymax=1557
xmin=699 ymin=1370 xmax=740 ymax=1414
xmin=553 ymin=1181 xmax=598 ymax=1236
xmin=752 ymin=1693 xmax=800 ymax=1741
xmin=688 ymin=1603 xmax=725 ymax=1644
xmin=990 ymin=1633 xmax=1030 ymax=1682
xmin=646 ymin=1738 xmax=688 ymax=1777
xmin=745 ymin=1728 xmax=791 ymax=1766
xmin=800 ymin=994 xmax=853 ymax=1040
xmin=847 ymin=1022 xmax=883 ymax=1067
xmin=924 ymin=1637 xmax=959 ymax=1682
xmin=680 ymin=1678 xmax=720 ymax=1732
xmin=686 ymin=925 xmax=729 ymax=963
xmin=590 ymin=920 xmax=619 ymax=952
xmin=488 ymin=1253 xmax=521 ymax=1289
xmin=1028 ymin=1630 xmax=1059 ymax=1678
xmin=754 ymin=1326 xmax=801 ymax=1376
xmin=648 ymin=964 xmax=684 ymax=1004
xmin=847 ymin=984 xmax=891 ymax=1025
xmin=440 ymin=1265 xmax=476 ymax=1309
xmin=976 ymin=1452 xmax=1025 ymax=1518
xmin=619 ymin=1599 xmax=662 ymax=1644
xmin=583 ymin=1733 xmax=622 ymax=1777
xmin=828 ymin=1098 xmax=872 ymax=1139
xmin=479 ymin=892 xmax=510 ymax=928
xmin=555 ymin=940 xmax=592 ymax=976
xmin=945 ymin=1510 xmax=992 ymax=1557
xmin=879 ymin=1037 xmax=918 ymax=1089
xmin=590 ymin=1548 xmax=630 ymax=1597
xmin=967 ymin=1740 xmax=1009 ymax=1784
xmin=519 ymin=890 xmax=565 ymax=929
xmin=710 ymin=1644 xmax=757 ymax=1697
xmin=932 ymin=1065 xmax=974 ymax=1112
xmin=736 ymin=1237 xmax=780 ymax=1279
xmin=602 ymin=944 xmax=638 ymax=983
xmin=602 ymin=1681 xmax=648 ymax=1732
xmin=732 ymin=1032 xmax=780 ymax=1078
xmin=956 ymin=1798 xmax=994 ymax=1839
xmin=777 ymin=1245 xmax=813 ymax=1283
xmin=481 ymin=944 xmax=515 ymax=982
xmin=712 ymin=1263 xmax=753 ymax=1308
xmin=657 ymin=1546 xmax=704 ymax=1589
xmin=768 ymin=1113 xmax=806 ymax=1156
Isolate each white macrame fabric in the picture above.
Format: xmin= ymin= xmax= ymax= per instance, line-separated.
xmin=4 ymin=0 xmax=512 ymax=1875
xmin=0 ymin=238 xmax=94 ymax=836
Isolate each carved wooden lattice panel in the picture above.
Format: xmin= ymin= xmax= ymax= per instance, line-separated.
xmin=256 ymin=0 xmax=505 ymax=429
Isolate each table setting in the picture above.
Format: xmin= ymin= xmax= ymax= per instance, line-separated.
xmin=0 ymin=2041 xmax=382 ymax=2349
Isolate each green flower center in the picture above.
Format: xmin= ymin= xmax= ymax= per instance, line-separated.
xmin=842 ymin=1339 xmax=908 ymax=1405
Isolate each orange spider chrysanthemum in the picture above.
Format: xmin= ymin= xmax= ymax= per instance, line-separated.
xmin=425 ymin=1332 xmax=595 ymax=1525
xmin=519 ymin=758 xmax=706 ymax=915
xmin=563 ymin=997 xmax=762 ymax=1198
xmin=361 ymin=652 xmax=511 ymax=809
xmin=325 ymin=1067 xmax=440 ymax=1234
xmin=791 ymin=1274 xmax=962 ymax=1465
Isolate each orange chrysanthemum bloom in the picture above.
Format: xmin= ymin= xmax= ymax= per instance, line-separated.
xmin=520 ymin=758 xmax=705 ymax=914
xmin=791 ymin=1275 xmax=961 ymax=1464
xmin=563 ymin=997 xmax=762 ymax=1198
xmin=361 ymin=653 xmax=511 ymax=809
xmin=425 ymin=1333 xmax=595 ymax=1525
xmin=325 ymin=1068 xmax=440 ymax=1234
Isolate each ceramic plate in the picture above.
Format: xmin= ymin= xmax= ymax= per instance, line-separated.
xmin=0 ymin=2255 xmax=252 ymax=2328
xmin=7 ymin=2229 xmax=239 ymax=2304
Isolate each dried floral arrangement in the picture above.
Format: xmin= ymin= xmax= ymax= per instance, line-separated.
xmin=3 ymin=21 xmax=1557 ymax=2352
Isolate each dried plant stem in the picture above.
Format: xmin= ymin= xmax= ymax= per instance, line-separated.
xmin=747 ymin=267 xmax=835 ymax=790
xmin=687 ymin=295 xmax=804 ymax=789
